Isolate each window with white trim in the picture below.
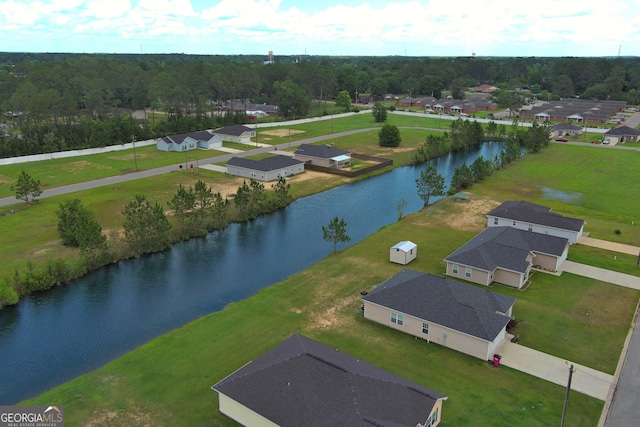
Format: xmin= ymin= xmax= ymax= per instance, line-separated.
xmin=452 ymin=264 xmax=459 ymax=274
xmin=426 ymin=408 xmax=438 ymax=427
xmin=422 ymin=322 xmax=429 ymax=335
xmin=465 ymin=267 xmax=472 ymax=278
xmin=493 ymin=217 xmax=498 ymax=225
xmin=391 ymin=312 xmax=404 ymax=325
xmin=528 ymin=224 xmax=533 ymax=232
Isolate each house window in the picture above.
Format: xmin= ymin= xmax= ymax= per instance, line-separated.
xmin=391 ymin=312 xmax=404 ymax=326
xmin=493 ymin=218 xmax=498 ymax=225
xmin=465 ymin=267 xmax=472 ymax=278
xmin=452 ymin=264 xmax=459 ymax=274
xmin=422 ymin=323 xmax=429 ymax=335
xmin=426 ymin=409 xmax=438 ymax=427
xmin=512 ymin=221 xmax=516 ymax=226
xmin=528 ymin=224 xmax=533 ymax=232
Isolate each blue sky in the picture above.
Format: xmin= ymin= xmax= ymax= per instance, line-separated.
xmin=1 ymin=0 xmax=639 ymax=57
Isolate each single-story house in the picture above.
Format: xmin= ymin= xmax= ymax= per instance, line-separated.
xmin=212 ymin=124 xmax=256 ymax=143
xmin=226 ymin=156 xmax=304 ymax=182
xmin=156 ymin=131 xmax=222 ymax=152
xmin=603 ymin=126 xmax=640 ymax=144
xmin=487 ymin=200 xmax=585 ymax=244
xmin=444 ymin=226 xmax=569 ymax=289
xmin=390 ymin=241 xmax=417 ymax=265
xmin=362 ymin=270 xmax=516 ymax=360
xmin=552 ymin=123 xmax=583 ymax=137
xmin=212 ymin=333 xmax=447 ymax=427
xmin=472 ymin=84 xmax=498 ymax=93
xmin=294 ymin=144 xmax=352 ymax=169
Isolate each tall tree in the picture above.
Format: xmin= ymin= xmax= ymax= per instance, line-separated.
xmin=11 ymin=169 xmax=42 ymax=204
xmin=274 ymin=80 xmax=309 ymax=119
xmin=56 ymin=199 xmax=104 ymax=247
xmin=322 ymin=216 xmax=351 ymax=254
xmin=271 ymin=176 xmax=291 ymax=208
xmin=378 ymin=124 xmax=401 ymax=147
xmin=415 ymin=165 xmax=445 ymax=207
xmin=372 ymin=102 xmax=387 ymax=123
xmin=335 ymin=90 xmax=352 ymax=112
xmin=168 ymin=184 xmax=196 ymax=239
xmin=122 ymin=194 xmax=172 ymax=256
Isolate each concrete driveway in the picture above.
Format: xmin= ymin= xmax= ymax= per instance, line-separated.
xmin=497 ymin=341 xmax=613 ymax=401
xmin=561 ymin=261 xmax=640 ymax=290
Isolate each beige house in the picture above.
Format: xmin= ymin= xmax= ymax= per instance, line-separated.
xmin=487 ymin=200 xmax=585 ymax=244
xmin=212 ymin=124 xmax=256 ymax=143
xmin=212 ymin=334 xmax=447 ymax=426
xmin=363 ymin=270 xmax=516 ymax=360
xmin=294 ymin=143 xmax=351 ymax=169
xmin=603 ymin=126 xmax=640 ymax=144
xmin=226 ymin=155 xmax=304 ymax=182
xmin=444 ymin=226 xmax=569 ymax=289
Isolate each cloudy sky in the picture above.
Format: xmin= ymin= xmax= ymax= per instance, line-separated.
xmin=1 ymin=0 xmax=639 ymax=57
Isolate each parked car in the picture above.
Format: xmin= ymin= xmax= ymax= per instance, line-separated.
xmin=555 ymin=137 xmax=568 ymax=142
xmin=602 ymin=140 xmax=610 ymax=145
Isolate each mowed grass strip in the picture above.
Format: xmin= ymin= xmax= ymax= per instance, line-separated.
xmin=25 ymin=206 xmax=610 ymax=426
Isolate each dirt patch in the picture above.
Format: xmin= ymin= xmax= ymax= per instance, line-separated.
xmin=60 ymin=160 xmax=111 ymax=173
xmin=0 ymin=174 xmax=14 ymax=185
xmin=85 ymin=403 xmax=152 ymax=427
xmin=261 ymin=129 xmax=306 ymax=138
xmin=287 ymin=170 xmax=340 ymax=185
xmin=443 ymin=197 xmax=501 ymax=231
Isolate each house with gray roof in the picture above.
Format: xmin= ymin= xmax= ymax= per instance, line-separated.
xmin=603 ymin=125 xmax=640 ymax=144
xmin=362 ymin=270 xmax=516 ymax=360
xmin=156 ymin=130 xmax=222 ymax=152
xmin=552 ymin=123 xmax=583 ymax=137
xmin=212 ymin=333 xmax=447 ymax=427
xmin=226 ymin=155 xmax=304 ymax=181
xmin=294 ymin=143 xmax=351 ymax=169
xmin=487 ymin=200 xmax=585 ymax=243
xmin=444 ymin=226 xmax=569 ymax=289
xmin=212 ymin=124 xmax=256 ymax=143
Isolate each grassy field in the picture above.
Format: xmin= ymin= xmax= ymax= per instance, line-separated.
xmin=23 ymin=195 xmax=633 ymax=426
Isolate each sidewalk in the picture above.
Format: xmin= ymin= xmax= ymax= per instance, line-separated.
xmin=498 ymin=341 xmax=613 ymax=401
xmin=578 ymin=236 xmax=640 ymax=257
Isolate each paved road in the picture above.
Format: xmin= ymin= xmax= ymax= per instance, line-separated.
xmin=0 ymin=127 xmax=380 ymax=208
xmin=562 ymin=261 xmax=640 ymax=290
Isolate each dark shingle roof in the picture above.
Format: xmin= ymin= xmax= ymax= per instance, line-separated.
xmin=213 ymin=124 xmax=254 ymax=136
xmin=294 ymin=143 xmax=350 ymax=159
xmin=445 ymin=227 xmax=568 ymax=273
xmin=605 ymin=125 xmax=640 ymax=136
xmin=160 ymin=130 xmax=215 ymax=145
xmin=226 ymin=155 xmax=303 ymax=172
xmin=213 ymin=334 xmax=446 ymax=427
xmin=363 ymin=270 xmax=516 ymax=341
xmin=487 ymin=200 xmax=584 ymax=232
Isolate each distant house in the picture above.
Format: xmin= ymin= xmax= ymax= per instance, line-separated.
xmin=487 ymin=200 xmax=585 ymax=244
xmin=362 ymin=270 xmax=516 ymax=360
xmin=294 ymin=144 xmax=352 ymax=169
xmin=444 ymin=227 xmax=569 ymax=289
xmin=226 ymin=156 xmax=304 ymax=182
xmin=156 ymin=131 xmax=222 ymax=152
xmin=212 ymin=333 xmax=448 ymax=427
xmin=520 ymin=99 xmax=627 ymax=124
xmin=472 ymin=84 xmax=498 ymax=93
xmin=603 ymin=126 xmax=640 ymax=144
xmin=552 ymin=123 xmax=583 ymax=137
xmin=212 ymin=124 xmax=256 ymax=143
xmin=390 ymin=241 xmax=417 ymax=265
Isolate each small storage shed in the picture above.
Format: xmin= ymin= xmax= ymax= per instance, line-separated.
xmin=390 ymin=241 xmax=417 ymax=265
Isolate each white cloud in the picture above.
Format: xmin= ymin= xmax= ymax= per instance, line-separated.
xmin=85 ymin=0 xmax=132 ymax=19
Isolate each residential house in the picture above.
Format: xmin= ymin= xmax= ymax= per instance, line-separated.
xmin=362 ymin=269 xmax=516 ymax=360
xmin=472 ymin=84 xmax=498 ymax=93
xmin=603 ymin=126 xmax=640 ymax=144
xmin=226 ymin=156 xmax=304 ymax=182
xmin=156 ymin=131 xmax=222 ymax=152
xmin=552 ymin=123 xmax=583 ymax=137
xmin=212 ymin=124 xmax=256 ymax=143
xmin=487 ymin=200 xmax=585 ymax=244
xmin=294 ymin=144 xmax=352 ymax=169
xmin=390 ymin=241 xmax=417 ymax=265
xmin=212 ymin=333 xmax=447 ymax=427
xmin=520 ymin=99 xmax=627 ymax=124
xmin=444 ymin=227 xmax=569 ymax=289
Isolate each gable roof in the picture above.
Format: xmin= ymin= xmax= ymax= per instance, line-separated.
xmin=295 ymin=143 xmax=350 ymax=159
xmin=213 ymin=124 xmax=254 ymax=136
xmin=213 ymin=334 xmax=446 ymax=427
xmin=160 ymin=130 xmax=216 ymax=145
xmin=604 ymin=125 xmax=640 ymax=136
xmin=391 ymin=241 xmax=417 ymax=252
xmin=363 ymin=270 xmax=516 ymax=341
xmin=445 ymin=226 xmax=568 ymax=274
xmin=487 ymin=200 xmax=585 ymax=232
xmin=226 ymin=155 xmax=303 ymax=172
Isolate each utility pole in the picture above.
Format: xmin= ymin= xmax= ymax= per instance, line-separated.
xmin=561 ymin=364 xmax=574 ymax=427
xmin=132 ymin=135 xmax=138 ymax=171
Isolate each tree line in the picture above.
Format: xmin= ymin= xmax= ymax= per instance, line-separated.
xmin=0 ymin=176 xmax=292 ymax=308
xmin=1 ymin=54 xmax=639 ymax=157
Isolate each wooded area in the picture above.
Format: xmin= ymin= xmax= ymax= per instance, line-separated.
xmin=1 ymin=53 xmax=639 ymax=158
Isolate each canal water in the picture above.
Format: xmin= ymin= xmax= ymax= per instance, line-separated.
xmin=0 ymin=142 xmax=504 ymax=404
